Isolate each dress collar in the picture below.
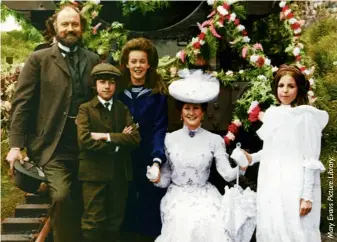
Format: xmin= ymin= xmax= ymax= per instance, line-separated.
xmin=58 ymin=42 xmax=78 ymax=53
xmin=182 ymin=124 xmax=202 ymax=138
xmin=124 ymin=88 xmax=152 ymax=99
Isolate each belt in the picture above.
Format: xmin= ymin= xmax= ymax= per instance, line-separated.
xmin=68 ymin=116 xmax=77 ymax=119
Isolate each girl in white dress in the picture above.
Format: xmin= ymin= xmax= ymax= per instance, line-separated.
xmin=147 ymin=70 xmax=248 ymax=242
xmin=245 ymin=65 xmax=329 ymax=242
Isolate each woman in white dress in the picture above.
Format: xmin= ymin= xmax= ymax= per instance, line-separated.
xmin=147 ymin=70 xmax=248 ymax=242
xmin=245 ymin=65 xmax=329 ymax=242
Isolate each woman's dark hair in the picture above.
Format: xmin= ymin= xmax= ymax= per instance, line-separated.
xmin=120 ymin=37 xmax=167 ymax=94
xmin=175 ymin=100 xmax=208 ymax=113
xmin=272 ymin=64 xmax=309 ymax=106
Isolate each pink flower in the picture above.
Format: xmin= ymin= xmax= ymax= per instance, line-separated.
xmin=210 ymin=22 xmax=222 ymax=38
xmin=222 ymin=2 xmax=230 ymax=10
xmin=241 ymin=46 xmax=248 ymax=59
xmin=253 ymin=43 xmax=263 ymax=51
xmin=296 ymin=55 xmax=302 ymax=61
xmin=234 ymin=19 xmax=240 ymax=26
xmin=242 ymin=30 xmax=248 ymax=36
xmin=207 ymin=10 xmax=216 ymax=18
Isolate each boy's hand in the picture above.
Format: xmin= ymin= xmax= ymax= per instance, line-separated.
xmin=122 ymin=126 xmax=133 ymax=134
xmin=91 ymin=132 xmax=108 ymax=141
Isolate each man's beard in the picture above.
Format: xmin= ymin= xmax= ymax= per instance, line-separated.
xmin=55 ymin=32 xmax=82 ymax=48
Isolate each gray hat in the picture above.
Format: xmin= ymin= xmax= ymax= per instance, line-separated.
xmin=91 ymin=63 xmax=121 ymax=79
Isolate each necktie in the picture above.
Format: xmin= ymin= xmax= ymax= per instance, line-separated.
xmin=104 ymin=102 xmax=110 ymax=110
xmin=188 ymin=130 xmax=196 ymax=138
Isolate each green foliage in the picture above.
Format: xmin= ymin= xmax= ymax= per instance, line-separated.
xmin=1 ymin=31 xmax=38 ymax=66
xmin=251 ymin=13 xmax=293 ymax=65
xmin=117 ymin=1 xmax=170 ymax=17
xmin=0 ymin=4 xmax=43 ymax=43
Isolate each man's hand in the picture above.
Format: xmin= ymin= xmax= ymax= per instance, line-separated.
xmin=300 ymin=198 xmax=312 ymax=216
xmin=122 ymin=126 xmax=133 ymax=134
xmin=91 ymin=132 xmax=108 ymax=141
xmin=6 ymin=148 xmax=23 ymax=172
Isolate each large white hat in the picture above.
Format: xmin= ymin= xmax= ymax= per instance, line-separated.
xmin=169 ymin=69 xmax=220 ymax=103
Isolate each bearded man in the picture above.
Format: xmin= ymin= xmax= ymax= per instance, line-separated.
xmin=6 ymin=5 xmax=100 ymax=242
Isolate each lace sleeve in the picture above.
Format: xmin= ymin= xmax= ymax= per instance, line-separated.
xmin=154 ymin=135 xmax=172 ymax=188
xmin=214 ymin=135 xmax=239 ymax=182
xmin=301 ymin=110 xmax=328 ymax=201
xmin=154 ymin=161 xmax=172 ymax=188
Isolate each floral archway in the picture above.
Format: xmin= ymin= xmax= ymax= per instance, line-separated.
xmin=64 ymin=0 xmax=317 ymax=144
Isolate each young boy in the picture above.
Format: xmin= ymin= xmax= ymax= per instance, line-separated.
xmin=77 ymin=63 xmax=141 ymax=242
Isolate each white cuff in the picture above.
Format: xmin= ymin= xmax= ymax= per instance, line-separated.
xmin=153 ymin=158 xmax=162 ymax=164
xmin=106 ymin=133 xmax=111 ymax=142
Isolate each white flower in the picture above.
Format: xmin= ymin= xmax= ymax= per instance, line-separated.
xmin=308 ymin=90 xmax=315 ymax=97
xmin=226 ymin=131 xmax=235 ymax=141
xmin=1 ymin=101 xmax=11 ymax=111
xmin=193 ymin=49 xmax=201 ymax=55
xmin=333 ymin=61 xmax=337 ymax=66
xmin=233 ymin=119 xmax=242 ymax=127
xmin=264 ymin=58 xmax=271 ymax=66
xmin=279 ymin=1 xmax=286 ymax=8
xmin=212 ymin=71 xmax=218 ymax=77
xmin=298 ymin=43 xmax=304 ymax=49
xmin=199 ymin=40 xmax=205 ymax=45
xmin=248 ymin=101 xmax=259 ymax=114
xmin=191 ymin=37 xmax=199 ymax=44
xmin=331 ymin=7 xmax=337 ymax=13
xmin=309 ymin=78 xmax=315 ymax=86
xmin=88 ymin=0 xmax=100 ymax=4
xmin=304 ymin=69 xmax=311 ymax=76
xmin=272 ymin=66 xmax=279 ymax=72
xmin=217 ymin=6 xmax=229 ymax=16
xmin=289 ymin=18 xmax=297 ymax=24
xmin=201 ymin=28 xmax=208 ymax=33
xmin=176 ymin=51 xmax=182 ymax=58
xmin=294 ymin=28 xmax=302 ymax=34
xmin=207 ymin=0 xmax=215 ymax=5
xmin=229 ymin=13 xmax=237 ymax=21
xmin=257 ymin=75 xmax=267 ymax=81
xmin=250 ymin=55 xmax=259 ymax=63
xmin=284 ymin=9 xmax=292 ymax=17
xmin=239 ymin=70 xmax=244 ymax=74
xmin=312 ymin=9 xmax=317 ymax=15
xmin=293 ymin=47 xmax=301 ymax=56
xmin=237 ymin=25 xmax=245 ymax=31
xmin=309 ymin=96 xmax=317 ymax=104
xmin=242 ymin=36 xmax=250 ymax=43
xmin=226 ymin=70 xmax=234 ymax=76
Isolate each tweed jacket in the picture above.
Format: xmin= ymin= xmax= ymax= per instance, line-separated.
xmin=9 ymin=44 xmax=100 ymax=167
xmin=77 ymin=96 xmax=141 ymax=181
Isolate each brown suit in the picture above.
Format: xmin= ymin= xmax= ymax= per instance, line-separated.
xmin=9 ymin=43 xmax=100 ymax=242
xmin=9 ymin=44 xmax=99 ymax=167
xmin=77 ymin=96 xmax=141 ymax=241
xmin=77 ymin=96 xmax=140 ymax=181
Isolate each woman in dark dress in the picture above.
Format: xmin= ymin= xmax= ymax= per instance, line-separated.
xmin=118 ymin=37 xmax=168 ymax=241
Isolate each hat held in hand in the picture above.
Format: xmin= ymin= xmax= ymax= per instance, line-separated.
xmin=13 ymin=158 xmax=48 ymax=194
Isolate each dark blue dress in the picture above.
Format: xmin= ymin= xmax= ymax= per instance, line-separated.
xmin=119 ymin=86 xmax=168 ymax=237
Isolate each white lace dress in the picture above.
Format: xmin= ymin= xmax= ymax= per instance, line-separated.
xmin=251 ymin=105 xmax=328 ymax=242
xmin=154 ymin=126 xmax=244 ymax=242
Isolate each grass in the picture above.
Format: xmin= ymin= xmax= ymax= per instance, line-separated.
xmin=1 ymin=141 xmax=25 ymax=220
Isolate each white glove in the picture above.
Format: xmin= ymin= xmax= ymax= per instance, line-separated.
xmin=146 ymin=165 xmax=159 ymax=180
xmin=230 ymin=143 xmax=249 ymax=167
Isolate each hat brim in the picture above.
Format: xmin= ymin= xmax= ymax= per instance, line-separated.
xmin=14 ymin=161 xmax=47 ymax=182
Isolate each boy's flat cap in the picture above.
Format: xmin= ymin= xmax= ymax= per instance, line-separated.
xmin=91 ymin=63 xmax=121 ymax=78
